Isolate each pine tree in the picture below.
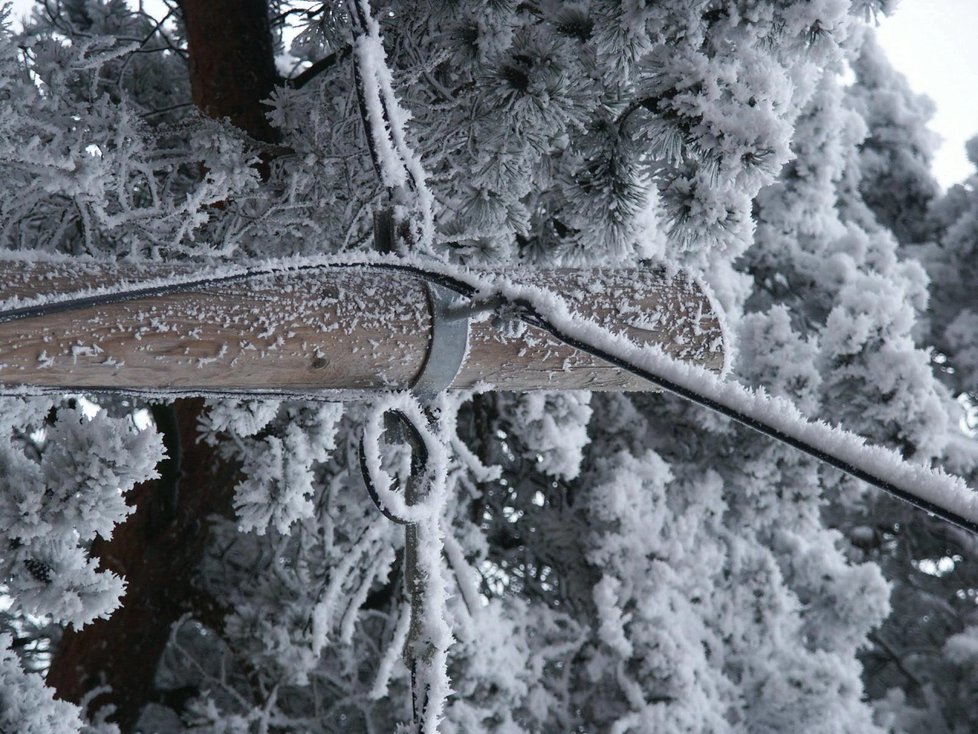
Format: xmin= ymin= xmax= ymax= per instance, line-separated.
xmin=0 ymin=1 xmax=966 ymax=732
xmin=841 ymin=48 xmax=978 ymax=733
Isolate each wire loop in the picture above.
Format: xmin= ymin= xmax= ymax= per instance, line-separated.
xmin=358 ymin=408 xmax=427 ymax=525
xmin=357 ymin=394 xmax=446 ymax=526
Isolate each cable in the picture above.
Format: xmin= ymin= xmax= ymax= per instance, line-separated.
xmin=0 ymin=260 xmax=473 ymax=325
xmin=509 ymin=302 xmax=978 ymax=536
xmin=2 ymin=257 xmax=976 ymax=535
xmin=358 ymin=408 xmax=428 ymax=526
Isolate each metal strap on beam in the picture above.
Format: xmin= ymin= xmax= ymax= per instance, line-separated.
xmin=412 ymin=282 xmax=470 ymax=400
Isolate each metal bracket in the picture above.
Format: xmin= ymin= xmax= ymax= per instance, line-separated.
xmin=371 ymin=208 xmax=469 ymax=398
xmin=412 ymin=282 xmax=469 ymax=399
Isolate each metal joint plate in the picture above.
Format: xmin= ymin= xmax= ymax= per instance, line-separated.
xmin=412 ymin=282 xmax=469 ymax=399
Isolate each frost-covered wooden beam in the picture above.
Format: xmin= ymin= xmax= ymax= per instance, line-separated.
xmin=0 ymin=260 xmax=724 ymax=395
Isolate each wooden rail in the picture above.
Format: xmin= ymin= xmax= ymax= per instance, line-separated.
xmin=0 ymin=260 xmax=724 ymax=394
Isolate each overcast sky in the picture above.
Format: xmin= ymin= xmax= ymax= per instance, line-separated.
xmin=876 ymin=0 xmax=978 ymax=189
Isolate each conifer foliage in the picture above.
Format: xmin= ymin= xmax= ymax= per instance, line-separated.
xmin=0 ymin=0 xmax=974 ymax=731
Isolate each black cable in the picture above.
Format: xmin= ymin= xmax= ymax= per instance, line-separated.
xmin=507 ymin=301 xmax=978 ymax=536
xmin=358 ymin=408 xmax=429 ymax=526
xmin=2 ymin=258 xmax=976 ymax=534
xmin=375 ymin=265 xmax=978 ymax=536
xmin=0 ymin=259 xmax=476 ymax=325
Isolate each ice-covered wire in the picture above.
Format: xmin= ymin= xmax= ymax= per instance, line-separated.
xmin=509 ymin=303 xmax=978 ymax=536
xmin=357 ymin=392 xmax=453 ymax=734
xmin=349 ymin=0 xmax=436 ymax=251
xmin=2 ymin=258 xmax=977 ymax=535
xmin=359 ymin=406 xmax=436 ymax=525
xmin=0 ymin=260 xmax=475 ymax=325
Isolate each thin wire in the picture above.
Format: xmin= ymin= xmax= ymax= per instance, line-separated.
xmin=508 ymin=303 xmax=978 ymax=536
xmin=358 ymin=408 xmax=428 ymax=526
xmin=2 ymin=259 xmax=976 ymax=535
xmin=0 ymin=260 xmax=475 ymax=325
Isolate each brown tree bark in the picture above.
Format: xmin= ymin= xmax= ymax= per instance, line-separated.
xmin=46 ymin=400 xmax=236 ymax=730
xmin=179 ymin=0 xmax=281 ymax=144
xmin=46 ymin=1 xmax=279 ymax=729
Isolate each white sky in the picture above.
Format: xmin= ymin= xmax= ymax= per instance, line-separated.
xmin=6 ymin=0 xmax=976 ymax=189
xmin=876 ymin=0 xmax=978 ymax=189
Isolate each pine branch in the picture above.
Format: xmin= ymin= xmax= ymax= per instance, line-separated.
xmin=867 ymin=632 xmax=923 ymax=689
xmin=286 ymin=45 xmax=352 ymax=90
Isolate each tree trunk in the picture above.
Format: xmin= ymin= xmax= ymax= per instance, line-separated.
xmin=179 ymin=0 xmax=280 ymax=144
xmin=46 ymin=400 xmax=236 ymax=730
xmin=46 ymin=1 xmax=279 ymax=729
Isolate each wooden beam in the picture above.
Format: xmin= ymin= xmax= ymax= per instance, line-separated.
xmin=0 ymin=261 xmax=724 ymax=393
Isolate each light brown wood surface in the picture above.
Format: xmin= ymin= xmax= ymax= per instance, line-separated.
xmin=0 ymin=261 xmax=724 ymax=394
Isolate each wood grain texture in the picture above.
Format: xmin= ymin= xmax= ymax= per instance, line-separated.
xmin=460 ymin=268 xmax=724 ymax=390
xmin=0 ymin=262 xmax=724 ymax=393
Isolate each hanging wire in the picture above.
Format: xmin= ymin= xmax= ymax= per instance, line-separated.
xmin=358 ymin=407 xmax=428 ymax=526
xmin=357 ymin=400 xmax=438 ymax=729
xmin=347 ymin=3 xmax=445 ymax=721
xmin=508 ymin=301 xmax=978 ymax=536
